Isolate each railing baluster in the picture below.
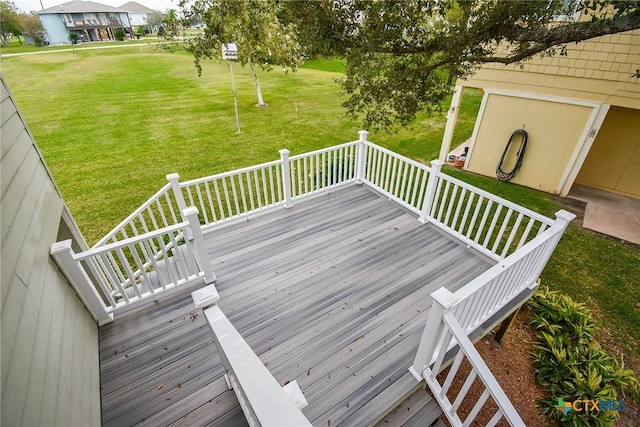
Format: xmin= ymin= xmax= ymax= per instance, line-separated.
xmin=443 ymin=184 xmax=458 ymax=227
xmin=516 ymin=217 xmax=535 ymax=249
xmin=204 ymin=181 xmax=217 ymax=223
xmin=268 ymin=166 xmax=276 ymax=205
xmin=501 ymin=212 xmax=524 ymax=258
xmin=213 ymin=179 xmax=225 ymax=220
xmin=474 ymin=200 xmax=493 ymax=244
xmin=221 ymin=178 xmax=232 ymax=217
xmin=491 ymin=208 xmax=513 ymax=255
xmin=230 ymin=176 xmax=240 ymax=216
xmin=483 ymin=205 xmax=503 ymax=248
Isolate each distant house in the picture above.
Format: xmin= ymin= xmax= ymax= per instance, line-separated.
xmin=441 ymin=29 xmax=640 ymax=200
xmin=120 ymin=1 xmax=154 ymax=28
xmin=38 ymin=0 xmax=133 ymax=45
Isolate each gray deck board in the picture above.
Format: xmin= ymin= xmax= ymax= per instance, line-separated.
xmin=99 ymin=184 xmax=493 ymax=426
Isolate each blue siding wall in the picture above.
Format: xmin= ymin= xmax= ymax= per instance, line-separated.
xmin=40 ymin=14 xmax=69 ymax=45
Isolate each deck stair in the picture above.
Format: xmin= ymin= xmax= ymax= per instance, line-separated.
xmin=375 ymin=386 xmax=444 ymax=426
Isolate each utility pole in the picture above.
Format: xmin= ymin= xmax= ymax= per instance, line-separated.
xmin=222 ymin=43 xmax=241 ymax=134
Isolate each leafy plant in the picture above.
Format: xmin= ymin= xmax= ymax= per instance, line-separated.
xmin=528 ymin=288 xmax=638 ymax=425
xmin=68 ymin=32 xmax=80 ymax=44
xmin=114 ymin=28 xmax=126 ymax=42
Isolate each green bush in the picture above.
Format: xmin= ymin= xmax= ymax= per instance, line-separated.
xmin=68 ymin=33 xmax=80 ymax=44
xmin=528 ymin=288 xmax=638 ymax=426
xmin=114 ymin=28 xmax=126 ymax=41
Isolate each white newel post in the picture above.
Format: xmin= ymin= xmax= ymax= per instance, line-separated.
xmin=166 ymin=173 xmax=188 ymax=219
xmin=534 ymin=209 xmax=576 ymax=278
xmin=50 ymin=240 xmax=114 ymax=325
xmin=418 ymin=159 xmax=444 ymax=224
xmin=183 ymin=207 xmax=218 ymax=286
xmin=409 ymin=287 xmax=458 ymax=381
xmin=279 ymin=149 xmax=293 ymax=208
xmin=356 ymin=130 xmax=369 ymax=184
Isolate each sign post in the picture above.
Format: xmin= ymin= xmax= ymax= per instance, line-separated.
xmin=221 ymin=43 xmax=241 ymax=134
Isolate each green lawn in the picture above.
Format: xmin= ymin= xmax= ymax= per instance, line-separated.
xmin=2 ymin=48 xmax=638 ymax=363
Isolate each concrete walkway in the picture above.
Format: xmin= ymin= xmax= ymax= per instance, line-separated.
xmin=568 ymin=184 xmax=640 ymax=245
xmin=0 ymin=41 xmax=164 ymax=57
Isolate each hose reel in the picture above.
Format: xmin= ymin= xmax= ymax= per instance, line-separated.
xmin=496 ymin=128 xmax=528 ymax=182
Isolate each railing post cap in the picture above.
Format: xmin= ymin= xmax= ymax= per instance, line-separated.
xmin=358 ymin=130 xmax=369 ymax=139
xmin=279 ymin=148 xmax=290 ymax=155
xmin=431 ymin=287 xmax=459 ymax=308
xmin=430 ymin=159 xmax=445 ymax=167
xmin=554 ymin=209 xmax=577 ymax=222
xmin=166 ymin=173 xmax=180 ymax=181
xmin=50 ymin=239 xmax=73 ymax=255
xmin=182 ymin=206 xmax=199 ymax=217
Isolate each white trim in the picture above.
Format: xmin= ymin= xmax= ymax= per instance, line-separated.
xmin=461 ymin=89 xmax=489 ymax=171
xmin=558 ymin=103 xmax=610 ymax=196
xmin=438 ymin=85 xmax=464 ymax=162
xmin=481 ymin=88 xmax=601 ymax=108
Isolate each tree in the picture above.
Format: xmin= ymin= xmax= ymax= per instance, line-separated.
xmin=180 ymin=0 xmax=304 ymax=106
xmin=19 ymin=11 xmax=45 ymax=46
xmin=147 ymin=10 xmax=166 ymax=34
xmin=0 ymin=1 xmax=21 ymax=47
xmin=164 ymin=9 xmax=180 ymax=38
xmin=114 ymin=28 xmax=126 ymax=41
xmin=285 ymin=0 xmax=640 ymax=131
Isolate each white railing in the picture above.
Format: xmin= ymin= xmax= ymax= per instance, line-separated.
xmin=178 ymin=160 xmax=285 ymax=230
xmin=410 ymin=209 xmax=575 ymax=379
xmin=288 ymin=141 xmax=359 ymax=200
xmin=51 ymin=207 xmax=217 ymax=324
xmin=93 ymin=182 xmax=180 ymax=247
xmin=192 ymin=293 xmax=311 ymax=427
xmin=422 ymin=311 xmax=525 ymax=426
xmin=359 ymin=140 xmax=555 ymax=261
xmin=362 ymin=141 xmax=432 ymax=215
xmin=64 ymin=131 xmax=576 ymax=421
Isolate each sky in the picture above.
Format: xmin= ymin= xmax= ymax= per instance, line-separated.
xmin=14 ymin=0 xmax=178 ymax=13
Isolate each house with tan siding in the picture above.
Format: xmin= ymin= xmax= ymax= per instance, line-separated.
xmin=441 ymin=29 xmax=640 ymax=200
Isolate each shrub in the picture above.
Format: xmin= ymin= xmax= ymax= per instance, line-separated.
xmin=528 ymin=288 xmax=638 ymax=426
xmin=114 ymin=28 xmax=126 ymax=41
xmin=68 ymin=33 xmax=80 ymax=44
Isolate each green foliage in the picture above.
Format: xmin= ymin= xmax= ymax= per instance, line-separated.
xmin=180 ymin=0 xmax=304 ymax=75
xmin=68 ymin=33 xmax=80 ymax=44
xmin=528 ymin=288 xmax=638 ymax=425
xmin=0 ymin=0 xmax=21 ymax=46
xmin=284 ymin=1 xmax=640 ymax=131
xmin=19 ymin=12 xmax=45 ymax=47
xmin=114 ymin=29 xmax=126 ymax=42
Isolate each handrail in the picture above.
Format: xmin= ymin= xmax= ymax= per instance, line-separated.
xmin=410 ymin=209 xmax=575 ymax=382
xmin=359 ymin=141 xmax=555 ymax=260
xmin=195 ymin=300 xmax=311 ymax=427
xmin=51 ymin=207 xmax=217 ymax=322
xmin=422 ymin=311 xmax=525 ymax=426
xmin=94 ymin=182 xmax=177 ymax=247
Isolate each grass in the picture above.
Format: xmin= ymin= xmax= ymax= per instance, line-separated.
xmin=0 ymin=37 xmax=162 ymax=55
xmin=2 ymin=47 xmax=638 ymax=363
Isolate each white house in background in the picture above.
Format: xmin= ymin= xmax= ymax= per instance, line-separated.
xmin=120 ymin=1 xmax=154 ymax=28
xmin=38 ymin=0 xmax=145 ymax=45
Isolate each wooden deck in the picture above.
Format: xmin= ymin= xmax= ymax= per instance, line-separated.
xmin=99 ymin=184 xmax=494 ymax=426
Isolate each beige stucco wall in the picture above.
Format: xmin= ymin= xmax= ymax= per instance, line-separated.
xmin=575 ymin=106 xmax=640 ymax=198
xmin=460 ymin=30 xmax=640 ymax=109
xmin=466 ymin=93 xmax=594 ymax=193
xmin=1 ymin=74 xmax=101 ymax=426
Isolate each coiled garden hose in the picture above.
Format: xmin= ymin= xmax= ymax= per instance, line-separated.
xmin=496 ymin=129 xmax=528 ymax=181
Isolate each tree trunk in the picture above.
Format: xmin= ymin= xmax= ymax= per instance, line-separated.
xmin=248 ymin=57 xmax=266 ymax=106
